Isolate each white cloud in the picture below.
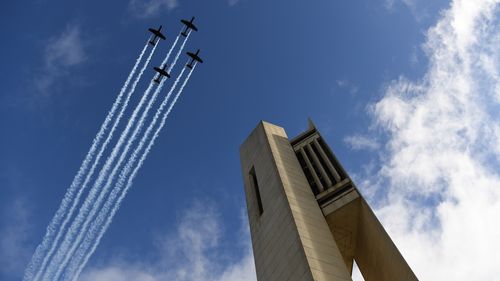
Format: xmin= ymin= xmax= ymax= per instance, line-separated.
xmin=80 ymin=202 xmax=256 ymax=281
xmin=128 ymin=0 xmax=178 ymax=18
xmin=35 ymin=24 xmax=87 ymax=95
xmin=44 ymin=26 xmax=86 ymax=69
xmin=351 ymin=261 xmax=364 ymax=281
xmin=228 ymin=0 xmax=241 ymax=6
xmin=344 ymin=135 xmax=380 ymax=151
xmin=383 ymin=0 xmax=437 ymax=22
xmin=358 ymin=0 xmax=500 ymax=280
xmin=335 ymin=79 xmax=359 ymax=95
xmin=80 ymin=267 xmax=156 ymax=281
xmin=0 ymin=198 xmax=33 ymax=278
xmin=384 ymin=0 xmax=417 ymax=12
xmin=410 ymin=46 xmax=419 ymax=66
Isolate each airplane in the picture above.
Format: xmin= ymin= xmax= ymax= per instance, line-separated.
xmin=186 ymin=49 xmax=203 ymax=69
xmin=153 ymin=64 xmax=171 ymax=84
xmin=148 ymin=25 xmax=166 ymax=46
xmin=180 ymin=17 xmax=198 ymax=37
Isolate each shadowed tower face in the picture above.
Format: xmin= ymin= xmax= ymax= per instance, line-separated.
xmin=239 ymin=121 xmax=418 ymax=281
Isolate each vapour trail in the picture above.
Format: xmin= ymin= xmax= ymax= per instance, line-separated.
xmin=23 ymin=38 xmax=150 ymax=281
xmin=49 ymin=34 xmax=187 ymax=281
xmin=65 ymin=66 xmax=187 ymax=281
xmin=42 ymin=72 xmax=155 ymax=281
xmin=32 ymin=40 xmax=159 ymax=281
xmin=71 ymin=64 xmax=196 ymax=281
xmin=39 ymin=39 xmax=173 ymax=280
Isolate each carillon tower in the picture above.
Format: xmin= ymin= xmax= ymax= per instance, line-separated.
xmin=239 ymin=120 xmax=418 ymax=281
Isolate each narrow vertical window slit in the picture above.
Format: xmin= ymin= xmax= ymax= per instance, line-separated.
xmin=249 ymin=167 xmax=263 ymax=216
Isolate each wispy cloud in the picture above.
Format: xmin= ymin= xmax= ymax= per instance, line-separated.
xmin=128 ymin=0 xmax=178 ymax=18
xmin=81 ymin=267 xmax=157 ymax=281
xmin=0 ymin=198 xmax=33 ymax=279
xmin=344 ymin=135 xmax=380 ymax=151
xmin=409 ymin=46 xmax=419 ymax=66
xmin=80 ymin=202 xmax=256 ymax=281
xmin=335 ymin=79 xmax=359 ymax=95
xmin=35 ymin=24 xmax=87 ymax=96
xmin=383 ymin=0 xmax=434 ymax=22
xmin=383 ymin=0 xmax=414 ymax=12
xmin=228 ymin=0 xmax=241 ymax=6
xmin=356 ymin=0 xmax=500 ymax=279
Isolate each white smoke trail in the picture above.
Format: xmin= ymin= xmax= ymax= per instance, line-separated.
xmin=32 ymin=39 xmax=159 ymax=281
xmin=65 ymin=67 xmax=187 ymax=281
xmin=39 ymin=38 xmax=175 ymax=280
xmin=71 ymin=64 xmax=196 ymax=281
xmin=49 ymin=34 xmax=188 ymax=281
xmin=23 ymin=38 xmax=150 ymax=281
xmin=42 ymin=71 xmax=155 ymax=281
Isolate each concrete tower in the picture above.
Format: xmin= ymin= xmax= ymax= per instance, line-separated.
xmin=239 ymin=121 xmax=418 ymax=281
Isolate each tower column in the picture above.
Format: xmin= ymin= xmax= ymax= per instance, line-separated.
xmin=313 ymin=138 xmax=341 ymax=183
xmin=299 ymin=147 xmax=325 ymax=192
xmin=306 ymin=143 xmax=333 ymax=188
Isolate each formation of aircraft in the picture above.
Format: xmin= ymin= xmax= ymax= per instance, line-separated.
xmin=153 ymin=65 xmax=171 ymax=84
xmin=180 ymin=17 xmax=198 ymax=37
xmin=186 ymin=49 xmax=203 ymax=69
xmin=149 ymin=17 xmax=203 ymax=83
xmin=148 ymin=25 xmax=166 ymax=46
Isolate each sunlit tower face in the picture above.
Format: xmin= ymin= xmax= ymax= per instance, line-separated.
xmin=240 ymin=121 xmax=418 ymax=281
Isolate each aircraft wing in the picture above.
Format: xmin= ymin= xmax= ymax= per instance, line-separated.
xmin=148 ymin=29 xmax=166 ymax=40
xmin=181 ymin=20 xmax=198 ymax=31
xmin=154 ymin=66 xmax=170 ymax=77
xmin=187 ymin=52 xmax=203 ymax=63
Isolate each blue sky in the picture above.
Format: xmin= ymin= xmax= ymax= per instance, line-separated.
xmin=1 ymin=0 xmax=499 ymax=280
